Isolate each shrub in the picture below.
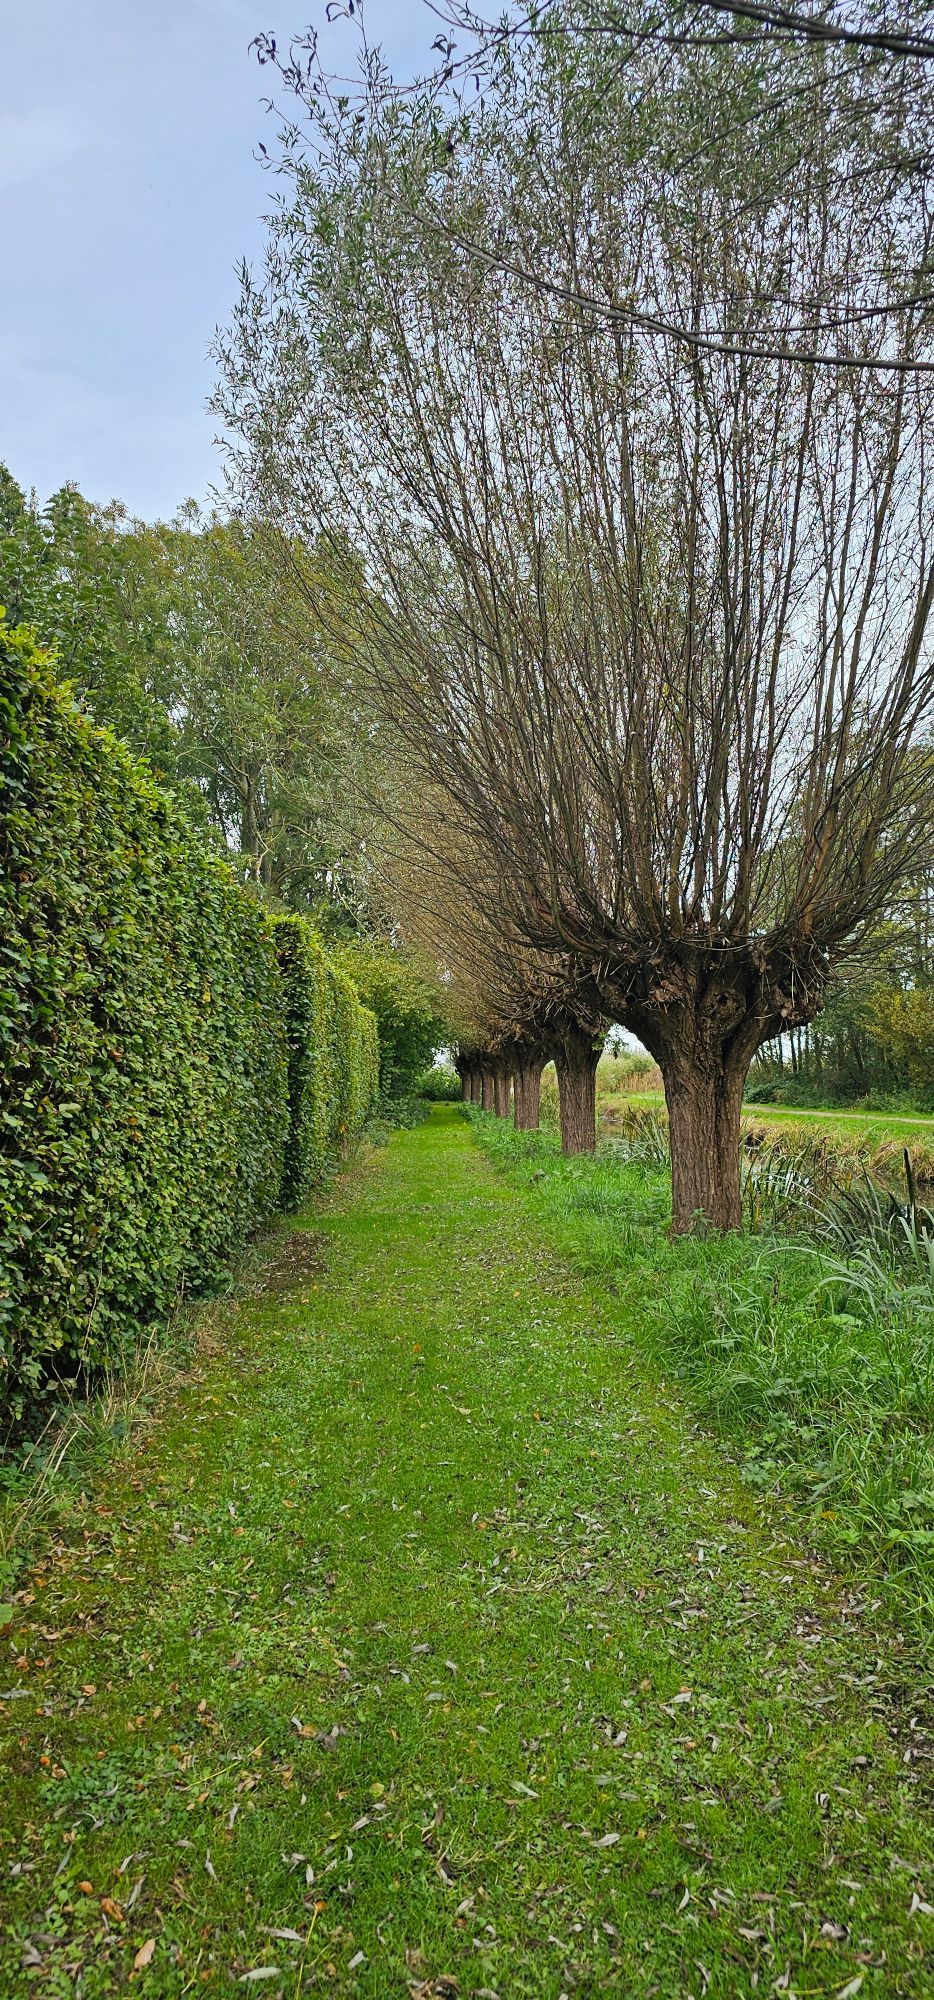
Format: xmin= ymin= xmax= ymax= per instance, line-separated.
xmin=744 ymin=1077 xmax=781 ymax=1104
xmin=418 ymin=1063 xmax=460 ymax=1101
xmin=332 ymin=939 xmax=445 ymax=1099
xmin=598 ymin=1049 xmax=661 ymax=1095
xmin=0 ymin=618 xmax=377 ymax=1424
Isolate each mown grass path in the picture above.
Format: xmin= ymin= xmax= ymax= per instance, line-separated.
xmin=2 ymin=1107 xmax=933 ymax=1997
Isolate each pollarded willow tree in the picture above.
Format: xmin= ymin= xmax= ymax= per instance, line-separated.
xmin=375 ymin=797 xmax=608 ymax=1145
xmin=217 ymin=1 xmax=934 ymax=1229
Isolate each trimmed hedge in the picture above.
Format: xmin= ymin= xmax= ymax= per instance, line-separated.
xmin=274 ymin=920 xmax=379 ymax=1209
xmin=0 ymin=618 xmax=378 ymax=1424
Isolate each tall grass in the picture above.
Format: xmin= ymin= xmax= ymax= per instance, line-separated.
xmin=0 ymin=1279 xmax=216 ymax=1605
xmin=470 ymin=1107 xmax=934 ymax=1641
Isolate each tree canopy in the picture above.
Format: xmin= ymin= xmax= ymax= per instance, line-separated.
xmin=0 ymin=471 xmax=357 ymax=907
xmin=216 ymin=0 xmax=934 ymax=1227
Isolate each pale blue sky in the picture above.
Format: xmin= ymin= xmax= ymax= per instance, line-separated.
xmin=2 ymin=2 xmax=431 ymax=520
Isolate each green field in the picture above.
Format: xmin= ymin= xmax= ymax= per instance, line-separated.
xmin=604 ymin=1087 xmax=934 ymax=1148
xmin=2 ymin=1107 xmax=934 ymax=1997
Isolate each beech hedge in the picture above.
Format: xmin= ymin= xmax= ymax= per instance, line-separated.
xmin=274 ymin=919 xmax=379 ymax=1208
xmin=0 ymin=618 xmax=378 ymax=1424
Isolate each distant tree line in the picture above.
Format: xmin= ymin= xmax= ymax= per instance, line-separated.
xmin=0 ymin=465 xmax=350 ymax=906
xmin=0 ymin=465 xmax=447 ymax=1105
xmin=751 ymin=876 xmax=934 ymax=1108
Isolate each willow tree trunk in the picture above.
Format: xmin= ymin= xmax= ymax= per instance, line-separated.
xmin=480 ymin=1072 xmax=495 ymax=1112
xmin=661 ymin=1056 xmax=747 ymax=1233
xmin=493 ymin=1070 xmax=511 ymax=1118
xmin=554 ymin=1027 xmax=600 ymax=1154
xmin=460 ymin=1074 xmax=471 ymax=1103
xmin=469 ymin=1071 xmax=482 ymax=1104
xmin=513 ymin=1059 xmax=544 ymax=1130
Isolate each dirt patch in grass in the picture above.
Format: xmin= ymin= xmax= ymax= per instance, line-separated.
xmin=261 ymin=1227 xmax=328 ymax=1293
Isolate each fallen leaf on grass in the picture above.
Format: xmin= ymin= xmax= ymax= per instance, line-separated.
xmin=133 ymin=1939 xmax=156 ymax=1971
xmin=594 ymin=1831 xmax=620 ymax=1848
xmin=239 ymin=1971 xmax=282 ymax=1985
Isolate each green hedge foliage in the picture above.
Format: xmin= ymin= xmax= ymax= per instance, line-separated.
xmin=274 ymin=920 xmax=379 ymax=1209
xmin=332 ymin=939 xmax=445 ymax=1100
xmin=0 ymin=618 xmax=378 ymax=1423
xmin=418 ymin=1063 xmax=461 ymax=1102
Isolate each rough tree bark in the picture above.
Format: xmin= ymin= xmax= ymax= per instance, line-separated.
xmin=513 ymin=1057 xmax=545 ymax=1130
xmin=480 ymin=1070 xmax=495 ymax=1112
xmin=660 ymin=1053 xmax=748 ymax=1233
xmin=469 ymin=1069 xmax=482 ymax=1104
xmin=493 ymin=1068 xmax=511 ymax=1117
xmin=624 ymin=968 xmax=814 ymax=1234
xmin=552 ymin=1023 xmax=600 ymax=1154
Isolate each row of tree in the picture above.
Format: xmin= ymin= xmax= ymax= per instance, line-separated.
xmin=213 ymin=0 xmax=934 ymax=1230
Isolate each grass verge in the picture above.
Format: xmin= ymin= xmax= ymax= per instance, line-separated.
xmin=472 ymin=1112 xmax=934 ymax=1641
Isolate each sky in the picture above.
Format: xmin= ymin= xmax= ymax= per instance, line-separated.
xmin=2 ymin=1 xmax=433 ymax=522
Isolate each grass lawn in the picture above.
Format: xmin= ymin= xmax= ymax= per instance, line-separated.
xmin=2 ymin=1106 xmax=934 ymax=1996
xmin=604 ymin=1090 xmax=934 ymax=1148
